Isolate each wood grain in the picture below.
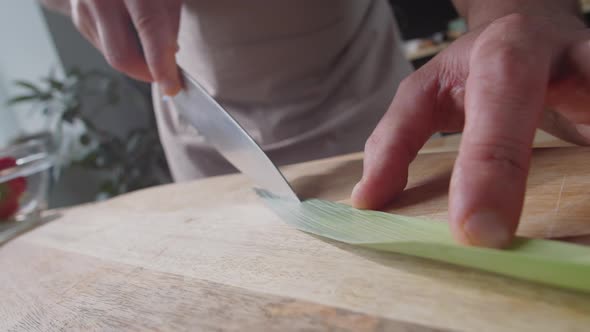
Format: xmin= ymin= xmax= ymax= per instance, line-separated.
xmin=1 ymin=132 xmax=589 ymax=331
xmin=1 ymin=241 xmax=438 ymax=332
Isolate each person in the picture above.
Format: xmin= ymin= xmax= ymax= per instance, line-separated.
xmin=41 ymin=0 xmax=590 ymax=249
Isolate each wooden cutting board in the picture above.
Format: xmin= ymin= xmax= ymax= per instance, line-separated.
xmin=1 ymin=134 xmax=589 ymax=331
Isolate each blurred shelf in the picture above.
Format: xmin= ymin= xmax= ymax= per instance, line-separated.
xmin=405 ymin=42 xmax=450 ymax=61
xmin=405 ymin=1 xmax=590 ymax=63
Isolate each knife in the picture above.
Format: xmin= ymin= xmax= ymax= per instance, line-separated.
xmin=171 ymin=69 xmax=300 ymax=203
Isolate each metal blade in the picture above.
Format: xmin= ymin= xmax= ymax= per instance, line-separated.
xmin=171 ymin=69 xmax=300 ymax=202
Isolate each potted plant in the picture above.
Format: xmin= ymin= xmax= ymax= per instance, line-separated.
xmin=5 ymin=68 xmax=171 ymax=203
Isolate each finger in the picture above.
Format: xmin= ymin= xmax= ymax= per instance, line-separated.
xmin=125 ymin=0 xmax=182 ymax=95
xmin=70 ymin=0 xmax=100 ymax=49
xmin=569 ymin=38 xmax=590 ymax=80
xmin=545 ymin=38 xmax=590 ymax=126
xmin=547 ymin=77 xmax=590 ymax=124
xmin=40 ymin=0 xmax=71 ymax=15
xmin=542 ymin=37 xmax=590 ymax=145
xmin=450 ymin=31 xmax=551 ymax=248
xmin=540 ymin=108 xmax=590 ymax=146
xmin=91 ymin=1 xmax=152 ymax=82
xmin=351 ymin=69 xmax=440 ymax=210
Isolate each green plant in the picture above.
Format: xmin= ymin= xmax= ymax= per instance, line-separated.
xmin=6 ymin=68 xmax=171 ymax=198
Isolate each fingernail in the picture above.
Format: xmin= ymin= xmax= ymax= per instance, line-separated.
xmin=351 ymin=181 xmax=366 ymax=209
xmin=352 ymin=181 xmax=362 ymax=196
xmin=462 ymin=211 xmax=512 ymax=248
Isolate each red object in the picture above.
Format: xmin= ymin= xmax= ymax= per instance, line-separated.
xmin=0 ymin=199 xmax=19 ymax=220
xmin=0 ymin=157 xmax=27 ymax=220
xmin=0 ymin=157 xmax=16 ymax=170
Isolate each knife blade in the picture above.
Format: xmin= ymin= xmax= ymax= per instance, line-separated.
xmin=171 ymin=69 xmax=300 ymax=202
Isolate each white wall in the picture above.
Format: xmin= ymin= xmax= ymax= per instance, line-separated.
xmin=0 ymin=0 xmax=64 ymax=141
xmin=0 ymin=76 xmax=19 ymax=146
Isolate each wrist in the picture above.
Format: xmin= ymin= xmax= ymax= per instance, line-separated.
xmin=461 ymin=0 xmax=583 ymax=30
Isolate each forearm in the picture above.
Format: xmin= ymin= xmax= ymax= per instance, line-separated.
xmin=451 ymin=0 xmax=581 ymax=29
xmin=39 ymin=0 xmax=70 ymax=16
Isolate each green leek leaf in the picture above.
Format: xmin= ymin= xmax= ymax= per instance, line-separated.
xmin=256 ymin=189 xmax=590 ymax=293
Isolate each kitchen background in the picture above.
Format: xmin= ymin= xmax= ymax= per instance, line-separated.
xmin=1 ymin=0 xmax=589 ymax=210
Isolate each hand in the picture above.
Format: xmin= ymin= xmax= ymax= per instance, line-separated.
xmin=351 ymin=13 xmax=590 ymax=248
xmin=66 ymin=0 xmax=182 ymax=95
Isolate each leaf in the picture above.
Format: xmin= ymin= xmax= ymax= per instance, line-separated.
xmin=79 ymin=134 xmax=91 ymax=146
xmin=98 ymin=180 xmax=118 ymax=197
xmin=13 ymin=80 xmax=43 ymax=95
xmin=5 ymin=94 xmax=39 ymax=106
xmin=76 ymin=151 xmax=100 ymax=168
xmin=43 ymin=77 xmax=64 ymax=91
xmin=126 ymin=132 xmax=141 ymax=153
xmin=39 ymin=93 xmax=53 ymax=101
xmin=256 ymin=189 xmax=590 ymax=293
xmin=61 ymin=104 xmax=81 ymax=123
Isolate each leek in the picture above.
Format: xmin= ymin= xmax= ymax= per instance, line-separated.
xmin=256 ymin=189 xmax=590 ymax=293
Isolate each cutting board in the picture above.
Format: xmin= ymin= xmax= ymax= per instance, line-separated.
xmin=1 ymin=138 xmax=590 ymax=331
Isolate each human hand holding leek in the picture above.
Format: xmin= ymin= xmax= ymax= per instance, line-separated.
xmin=352 ymin=1 xmax=590 ymax=248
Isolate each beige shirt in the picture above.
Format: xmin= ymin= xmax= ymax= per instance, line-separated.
xmin=154 ymin=0 xmax=412 ymax=181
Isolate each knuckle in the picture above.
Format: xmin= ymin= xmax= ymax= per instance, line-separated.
xmin=490 ymin=43 xmax=524 ymax=66
xmin=166 ymin=0 xmax=183 ymax=10
xmin=397 ymin=66 xmax=441 ymax=98
xmin=397 ymin=76 xmax=412 ymax=91
xmin=473 ymin=13 xmax=534 ymax=61
xmin=364 ymin=132 xmax=382 ymax=155
xmin=144 ymin=51 xmax=169 ymax=76
xmin=134 ymin=14 xmax=163 ymax=33
xmin=472 ymin=38 xmax=529 ymax=86
xmin=490 ymin=13 xmax=532 ymax=33
xmin=104 ymin=51 xmax=139 ymax=72
xmin=474 ymin=26 xmax=522 ymax=59
xmin=468 ymin=138 xmax=530 ymax=176
xmin=364 ymin=130 xmax=417 ymax=164
xmin=475 ymin=38 xmax=523 ymax=63
xmin=397 ymin=75 xmax=417 ymax=93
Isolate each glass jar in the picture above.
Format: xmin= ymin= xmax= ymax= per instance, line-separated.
xmin=0 ymin=138 xmax=53 ymax=223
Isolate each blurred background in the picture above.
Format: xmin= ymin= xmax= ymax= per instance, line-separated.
xmin=1 ymin=0 xmax=589 ymax=211
xmin=0 ymin=1 xmax=170 ymax=211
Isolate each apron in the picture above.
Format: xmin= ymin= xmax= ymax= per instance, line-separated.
xmin=153 ymin=0 xmax=412 ymax=181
